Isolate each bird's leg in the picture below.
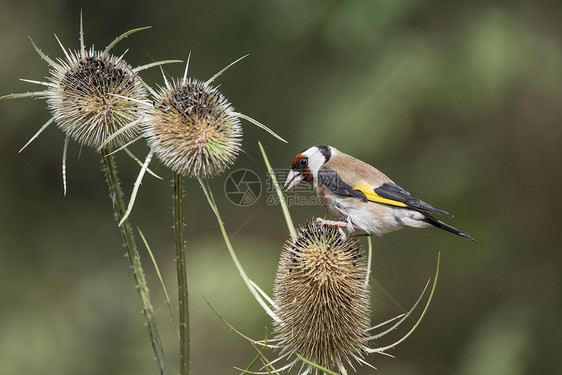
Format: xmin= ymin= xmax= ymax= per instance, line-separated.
xmin=350 ymin=232 xmax=372 ymax=239
xmin=315 ymin=218 xmax=349 ymax=227
xmin=316 ymin=217 xmax=349 ymax=242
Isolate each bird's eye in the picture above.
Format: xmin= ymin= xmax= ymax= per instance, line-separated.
xmin=299 ymin=158 xmax=308 ymax=168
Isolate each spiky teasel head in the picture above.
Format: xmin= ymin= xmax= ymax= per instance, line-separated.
xmin=145 ymin=77 xmax=242 ymax=178
xmin=0 ymin=14 xmax=181 ymax=154
xmin=46 ymin=48 xmax=147 ymax=148
xmin=274 ymin=221 xmax=371 ymax=371
xmin=0 ymin=13 xmax=181 ymax=195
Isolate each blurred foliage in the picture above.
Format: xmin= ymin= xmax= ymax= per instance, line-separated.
xmin=1 ymin=0 xmax=561 ymax=374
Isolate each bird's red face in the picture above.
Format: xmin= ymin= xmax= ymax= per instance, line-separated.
xmin=284 ymin=153 xmax=313 ymax=191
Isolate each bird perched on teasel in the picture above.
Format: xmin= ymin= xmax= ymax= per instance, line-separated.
xmin=284 ymin=145 xmax=477 ymax=242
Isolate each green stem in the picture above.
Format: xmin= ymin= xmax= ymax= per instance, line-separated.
xmin=174 ymin=173 xmax=190 ymax=375
xmin=100 ymin=149 xmax=170 ymax=375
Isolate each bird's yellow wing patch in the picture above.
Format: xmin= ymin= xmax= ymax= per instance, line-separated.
xmin=353 ymin=180 xmax=408 ymax=207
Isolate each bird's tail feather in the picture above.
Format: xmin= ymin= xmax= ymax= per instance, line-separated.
xmin=423 ymin=214 xmax=478 ymax=242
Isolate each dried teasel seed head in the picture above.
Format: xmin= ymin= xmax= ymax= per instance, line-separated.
xmin=47 ymin=48 xmax=147 ymax=148
xmin=274 ymin=221 xmax=371 ymax=370
xmin=145 ymin=78 xmax=242 ymax=178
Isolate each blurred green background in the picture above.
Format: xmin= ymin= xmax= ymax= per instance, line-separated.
xmin=1 ymin=0 xmax=560 ymax=374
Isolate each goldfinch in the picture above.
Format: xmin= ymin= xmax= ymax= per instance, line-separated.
xmin=284 ymin=145 xmax=476 ymax=242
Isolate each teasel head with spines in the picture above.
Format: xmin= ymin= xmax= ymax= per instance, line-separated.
xmin=0 ymin=13 xmax=181 ymax=194
xmin=45 ymin=47 xmax=147 ymax=149
xmin=274 ymin=221 xmax=371 ymax=372
xmin=145 ymin=75 xmax=242 ymax=178
xmin=0 ymin=14 xmax=166 ymax=151
xmin=143 ymin=55 xmax=285 ymax=179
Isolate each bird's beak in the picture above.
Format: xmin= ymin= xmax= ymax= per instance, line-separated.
xmin=284 ymin=170 xmax=304 ymax=191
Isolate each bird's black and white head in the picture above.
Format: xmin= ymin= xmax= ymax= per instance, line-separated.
xmin=284 ymin=145 xmax=333 ymax=191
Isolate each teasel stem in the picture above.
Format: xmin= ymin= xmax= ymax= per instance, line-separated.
xmin=173 ymin=172 xmax=190 ymax=375
xmin=100 ymin=148 xmax=170 ymax=375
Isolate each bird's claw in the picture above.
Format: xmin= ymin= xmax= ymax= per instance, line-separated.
xmin=316 ymin=217 xmax=349 ymax=242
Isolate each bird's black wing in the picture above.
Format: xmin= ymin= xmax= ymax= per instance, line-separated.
xmin=374 ymin=183 xmax=453 ymax=217
xmin=317 ymin=167 xmax=368 ymax=201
